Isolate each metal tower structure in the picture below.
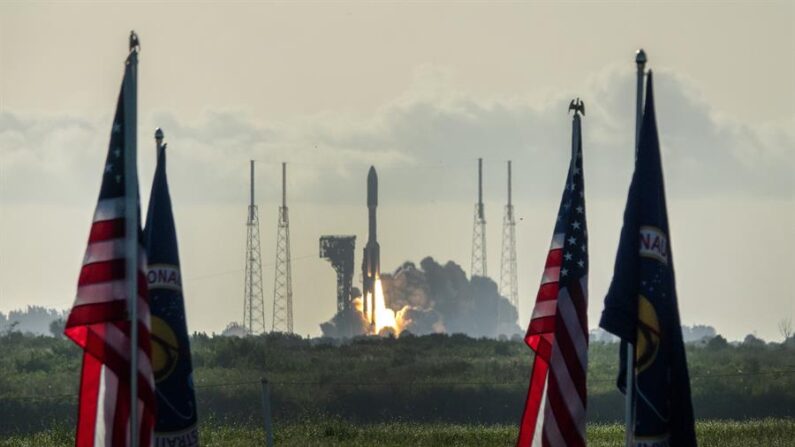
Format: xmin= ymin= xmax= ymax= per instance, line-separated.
xmin=319 ymin=235 xmax=356 ymax=312
xmin=471 ymin=158 xmax=487 ymax=277
xmin=243 ymin=160 xmax=266 ymax=335
xmin=271 ymin=162 xmax=294 ymax=333
xmin=500 ymin=161 xmax=518 ymax=309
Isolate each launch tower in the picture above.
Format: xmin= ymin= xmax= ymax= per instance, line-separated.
xmin=500 ymin=160 xmax=518 ymax=309
xmin=319 ymin=236 xmax=357 ymax=312
xmin=471 ymin=158 xmax=487 ymax=277
xmin=243 ymin=160 xmax=266 ymax=335
xmin=272 ymin=163 xmax=294 ymax=333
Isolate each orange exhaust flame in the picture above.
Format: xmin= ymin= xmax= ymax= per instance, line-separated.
xmin=373 ymin=278 xmax=397 ymax=334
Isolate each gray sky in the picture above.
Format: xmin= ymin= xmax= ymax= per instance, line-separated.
xmin=1 ymin=1 xmax=793 ymax=340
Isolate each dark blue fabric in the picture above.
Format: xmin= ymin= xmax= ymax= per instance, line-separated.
xmin=599 ymin=73 xmax=697 ymax=446
xmin=144 ymin=145 xmax=199 ymax=442
xmin=97 ymin=91 xmax=125 ymax=200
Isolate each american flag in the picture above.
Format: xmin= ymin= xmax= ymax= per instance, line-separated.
xmin=517 ymin=112 xmax=588 ymax=447
xmin=64 ymin=60 xmax=155 ymax=447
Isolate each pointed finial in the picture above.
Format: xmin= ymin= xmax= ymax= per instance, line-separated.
xmin=636 ymin=48 xmax=647 ymax=66
xmin=129 ymin=31 xmax=140 ymax=52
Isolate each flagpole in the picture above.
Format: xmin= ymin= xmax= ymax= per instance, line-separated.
xmin=126 ymin=31 xmax=140 ymax=447
xmin=635 ymin=49 xmax=646 ymax=150
xmin=624 ymin=47 xmax=647 ymax=447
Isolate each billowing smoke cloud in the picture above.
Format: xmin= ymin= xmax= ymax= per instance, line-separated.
xmin=319 ymin=295 xmax=370 ymax=338
xmin=383 ymin=257 xmax=522 ymax=338
xmin=320 ymin=257 xmax=522 ymax=338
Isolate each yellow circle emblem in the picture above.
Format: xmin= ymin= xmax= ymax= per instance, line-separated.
xmin=151 ymin=316 xmax=179 ymax=382
xmin=635 ymin=295 xmax=661 ymax=373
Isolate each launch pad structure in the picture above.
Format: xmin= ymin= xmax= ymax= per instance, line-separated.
xmin=319 ymin=166 xmax=381 ymax=336
xmin=471 ymin=158 xmax=487 ymax=278
xmin=243 ymin=160 xmax=267 ymax=335
xmin=319 ymin=235 xmax=357 ymax=312
xmin=272 ymin=162 xmax=294 ymax=333
xmin=500 ymin=160 xmax=519 ymax=309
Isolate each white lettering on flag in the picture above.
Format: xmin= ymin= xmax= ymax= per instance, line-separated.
xmin=639 ymin=226 xmax=668 ymax=264
xmin=147 ymin=264 xmax=182 ymax=291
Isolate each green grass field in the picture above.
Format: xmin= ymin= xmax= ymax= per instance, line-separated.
xmin=2 ymin=419 xmax=793 ymax=447
xmin=2 ymin=333 xmax=794 ymax=445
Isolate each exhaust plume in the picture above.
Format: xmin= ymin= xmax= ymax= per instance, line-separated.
xmin=321 ymin=257 xmax=522 ymax=338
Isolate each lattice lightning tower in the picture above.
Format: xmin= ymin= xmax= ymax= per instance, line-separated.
xmin=471 ymin=158 xmax=487 ymax=277
xmin=500 ymin=160 xmax=519 ymax=309
xmin=243 ymin=160 xmax=266 ymax=335
xmin=271 ymin=162 xmax=294 ymax=333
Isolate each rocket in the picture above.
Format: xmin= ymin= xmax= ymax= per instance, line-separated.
xmin=362 ymin=166 xmax=380 ymax=333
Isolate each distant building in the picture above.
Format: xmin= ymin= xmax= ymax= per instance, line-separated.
xmin=681 ymin=324 xmax=717 ymax=343
xmin=589 ymin=327 xmax=619 ymax=343
xmin=220 ymin=322 xmax=248 ymax=338
xmin=589 ymin=324 xmax=718 ymax=344
xmin=0 ymin=306 xmax=67 ymax=336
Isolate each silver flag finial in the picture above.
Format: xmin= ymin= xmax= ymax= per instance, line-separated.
xmin=636 ymin=48 xmax=647 ymax=65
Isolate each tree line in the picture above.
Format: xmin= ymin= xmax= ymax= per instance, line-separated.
xmin=1 ymin=331 xmax=793 ymax=435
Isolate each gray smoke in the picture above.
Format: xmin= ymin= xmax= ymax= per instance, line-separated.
xmin=319 ymin=289 xmax=370 ymax=338
xmin=383 ymin=257 xmax=522 ymax=338
xmin=320 ymin=257 xmax=522 ymax=338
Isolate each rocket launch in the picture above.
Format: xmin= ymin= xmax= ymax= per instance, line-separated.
xmin=319 ymin=163 xmax=522 ymax=339
xmin=362 ymin=166 xmax=380 ymax=333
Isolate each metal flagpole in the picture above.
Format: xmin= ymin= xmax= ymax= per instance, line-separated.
xmin=624 ymin=47 xmax=647 ymax=447
xmin=126 ymin=30 xmax=140 ymax=447
xmin=635 ymin=49 xmax=646 ymax=150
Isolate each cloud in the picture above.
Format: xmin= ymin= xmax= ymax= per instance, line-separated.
xmin=648 ymin=74 xmax=794 ymax=198
xmin=1 ymin=67 xmax=792 ymax=209
xmin=0 ymin=112 xmax=105 ymax=205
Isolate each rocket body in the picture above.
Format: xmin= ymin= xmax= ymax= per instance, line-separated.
xmin=362 ymin=166 xmax=380 ymax=333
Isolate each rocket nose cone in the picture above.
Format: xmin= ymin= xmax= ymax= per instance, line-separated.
xmin=367 ymin=166 xmax=378 ymax=207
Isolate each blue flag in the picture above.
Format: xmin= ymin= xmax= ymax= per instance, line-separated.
xmin=144 ymin=142 xmax=200 ymax=446
xmin=599 ymin=72 xmax=697 ymax=447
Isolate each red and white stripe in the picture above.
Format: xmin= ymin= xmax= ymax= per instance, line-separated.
xmin=517 ymin=233 xmax=589 ymax=447
xmin=65 ymin=197 xmax=155 ymax=447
